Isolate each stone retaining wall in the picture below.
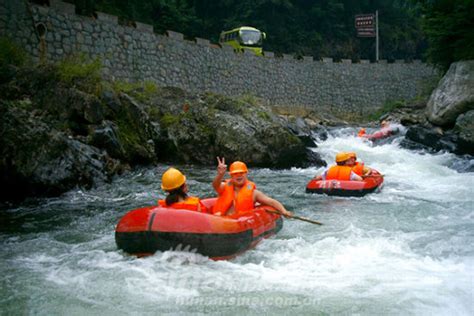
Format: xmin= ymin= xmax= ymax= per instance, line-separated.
xmin=0 ymin=0 xmax=439 ymax=116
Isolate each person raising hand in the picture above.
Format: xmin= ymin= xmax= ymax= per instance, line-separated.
xmin=212 ymin=157 xmax=292 ymax=217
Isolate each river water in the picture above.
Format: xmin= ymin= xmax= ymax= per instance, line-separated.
xmin=1 ymin=130 xmax=473 ymax=315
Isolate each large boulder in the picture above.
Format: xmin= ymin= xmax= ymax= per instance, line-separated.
xmin=403 ymin=126 xmax=459 ymax=153
xmin=454 ymin=110 xmax=474 ymax=155
xmin=146 ymin=90 xmax=319 ymax=168
xmin=427 ymin=61 xmax=474 ymax=126
xmin=112 ymin=93 xmax=159 ymax=164
xmin=0 ymin=103 xmax=119 ymax=200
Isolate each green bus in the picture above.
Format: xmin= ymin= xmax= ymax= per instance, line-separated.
xmin=219 ymin=26 xmax=266 ymax=56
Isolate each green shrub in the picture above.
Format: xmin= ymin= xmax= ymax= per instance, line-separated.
xmin=55 ymin=54 xmax=102 ymax=93
xmin=0 ymin=37 xmax=28 ymax=68
xmin=367 ymin=100 xmax=406 ymax=121
xmin=112 ymin=80 xmax=158 ymax=102
xmin=160 ymin=113 xmax=180 ymax=128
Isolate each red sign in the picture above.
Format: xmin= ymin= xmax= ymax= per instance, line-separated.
xmin=357 ymin=28 xmax=375 ymax=37
xmin=355 ymin=14 xmax=375 ymax=28
xmin=355 ymin=14 xmax=375 ymax=37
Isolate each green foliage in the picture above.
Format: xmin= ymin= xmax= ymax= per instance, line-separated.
xmin=418 ymin=0 xmax=474 ymax=71
xmin=239 ymin=94 xmax=261 ymax=106
xmin=0 ymin=37 xmax=28 ymax=68
xmin=112 ymin=80 xmax=158 ymax=102
xmin=160 ymin=113 xmax=181 ymax=128
xmin=367 ymin=100 xmax=406 ymax=121
xmin=257 ymin=110 xmax=271 ymax=120
xmin=55 ymin=54 xmax=102 ymax=94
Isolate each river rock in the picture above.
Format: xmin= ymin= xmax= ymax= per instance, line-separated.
xmin=426 ymin=60 xmax=474 ymax=126
xmin=0 ymin=104 xmax=116 ymax=200
xmin=113 ymin=93 xmax=159 ymax=164
xmin=279 ymin=115 xmax=317 ymax=147
xmin=454 ymin=110 xmax=474 ymax=155
xmin=146 ymin=90 xmax=317 ymax=167
xmin=88 ymin=120 xmax=125 ymax=159
xmin=403 ymin=126 xmax=459 ymax=153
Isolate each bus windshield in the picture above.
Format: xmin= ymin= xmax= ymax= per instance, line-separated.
xmin=240 ymin=30 xmax=262 ymax=46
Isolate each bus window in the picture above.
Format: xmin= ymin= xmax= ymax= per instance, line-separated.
xmin=240 ymin=29 xmax=261 ymax=46
xmin=219 ymin=26 xmax=265 ymax=56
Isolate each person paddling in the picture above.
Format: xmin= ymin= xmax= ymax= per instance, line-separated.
xmin=158 ymin=167 xmax=209 ymax=213
xmin=212 ymin=157 xmax=292 ymax=217
xmin=313 ymin=152 xmax=363 ymax=181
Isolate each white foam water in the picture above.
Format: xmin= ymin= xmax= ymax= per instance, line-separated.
xmin=1 ymin=133 xmax=473 ymax=315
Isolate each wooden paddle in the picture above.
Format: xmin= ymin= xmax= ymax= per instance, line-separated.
xmin=264 ymin=208 xmax=323 ymax=226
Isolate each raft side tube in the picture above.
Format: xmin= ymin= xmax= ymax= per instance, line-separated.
xmin=115 ymin=199 xmax=283 ymax=259
xmin=306 ymin=170 xmax=384 ymax=197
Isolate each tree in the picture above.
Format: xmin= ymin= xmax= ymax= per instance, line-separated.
xmin=418 ymin=0 xmax=474 ymax=71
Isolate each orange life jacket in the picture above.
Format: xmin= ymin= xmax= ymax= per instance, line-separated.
xmin=213 ymin=180 xmax=256 ymax=215
xmin=158 ymin=196 xmax=208 ymax=213
xmin=326 ymin=165 xmax=353 ymax=181
xmin=351 ymin=162 xmax=364 ymax=176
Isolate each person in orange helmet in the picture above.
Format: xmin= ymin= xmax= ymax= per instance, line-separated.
xmin=313 ymin=152 xmax=363 ymax=181
xmin=346 ymin=152 xmax=372 ymax=177
xmin=212 ymin=157 xmax=292 ymax=217
xmin=358 ymin=119 xmax=398 ymax=140
xmin=158 ymin=167 xmax=208 ymax=213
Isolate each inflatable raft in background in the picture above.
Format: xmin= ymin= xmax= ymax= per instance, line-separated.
xmin=306 ymin=170 xmax=384 ymax=197
xmin=115 ymin=198 xmax=283 ymax=260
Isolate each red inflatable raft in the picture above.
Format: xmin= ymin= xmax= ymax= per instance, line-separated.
xmin=306 ymin=170 xmax=384 ymax=197
xmin=115 ymin=198 xmax=282 ymax=260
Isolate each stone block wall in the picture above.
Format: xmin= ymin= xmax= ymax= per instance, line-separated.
xmin=0 ymin=0 xmax=439 ymax=116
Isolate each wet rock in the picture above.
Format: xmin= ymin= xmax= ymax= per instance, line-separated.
xmin=287 ymin=117 xmax=311 ymax=135
xmin=153 ymin=91 xmax=310 ymax=167
xmin=403 ymin=126 xmax=459 ymax=153
xmin=312 ymin=127 xmax=329 ymax=142
xmin=454 ymin=110 xmax=474 ymax=155
xmin=297 ymin=135 xmax=317 ymax=147
xmin=427 ymin=60 xmax=474 ymax=126
xmin=89 ymin=120 xmax=125 ymax=159
xmin=101 ymin=88 xmax=121 ymax=113
xmin=114 ymin=93 xmax=158 ymax=164
xmin=0 ymin=104 xmax=117 ymax=201
xmin=296 ymin=149 xmax=327 ymax=168
xmin=400 ymin=113 xmax=424 ymax=126
xmin=279 ymin=116 xmax=317 ymax=147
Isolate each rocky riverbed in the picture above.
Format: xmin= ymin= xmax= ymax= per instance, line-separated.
xmin=1 ymin=56 xmax=472 ymax=202
xmin=0 ymin=61 xmax=325 ymax=202
xmin=380 ymin=61 xmax=474 ymax=156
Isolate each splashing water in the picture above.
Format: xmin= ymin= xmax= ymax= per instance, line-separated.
xmin=1 ymin=131 xmax=473 ymax=315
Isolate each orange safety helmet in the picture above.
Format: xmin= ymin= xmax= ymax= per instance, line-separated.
xmin=229 ymin=161 xmax=248 ymax=175
xmin=335 ymin=152 xmax=350 ymax=163
xmin=161 ymin=167 xmax=186 ymax=191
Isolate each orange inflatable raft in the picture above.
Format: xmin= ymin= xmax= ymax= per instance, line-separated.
xmin=306 ymin=169 xmax=384 ymax=196
xmin=115 ymin=198 xmax=282 ymax=260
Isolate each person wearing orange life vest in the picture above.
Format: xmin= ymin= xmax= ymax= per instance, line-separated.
xmin=313 ymin=152 xmax=363 ymax=181
xmin=358 ymin=119 xmax=399 ymax=140
xmin=346 ymin=152 xmax=372 ymax=177
xmin=212 ymin=157 xmax=292 ymax=217
xmin=158 ymin=167 xmax=209 ymax=213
